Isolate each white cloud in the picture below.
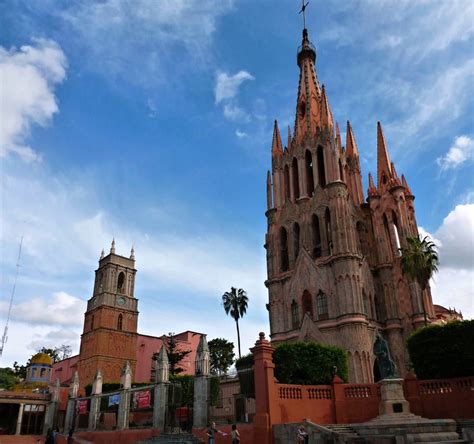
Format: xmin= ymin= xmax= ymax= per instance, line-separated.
xmin=0 ymin=291 xmax=85 ymax=326
xmin=0 ymin=38 xmax=67 ymax=162
xmin=437 ymin=135 xmax=474 ymax=171
xmin=235 ymin=129 xmax=248 ymax=138
xmin=223 ymin=104 xmax=249 ymax=122
xmin=27 ymin=328 xmax=81 ymax=353
xmin=214 ymin=70 xmax=254 ymax=104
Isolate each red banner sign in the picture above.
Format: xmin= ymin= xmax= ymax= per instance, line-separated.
xmin=132 ymin=390 xmax=151 ymax=409
xmin=77 ymin=399 xmax=88 ymax=414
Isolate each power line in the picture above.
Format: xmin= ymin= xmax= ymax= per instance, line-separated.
xmin=0 ymin=236 xmax=23 ymax=358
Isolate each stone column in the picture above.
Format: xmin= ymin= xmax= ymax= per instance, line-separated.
xmin=44 ymin=378 xmax=61 ymax=433
xmin=251 ymin=332 xmax=277 ymax=444
xmin=88 ymin=370 xmax=103 ymax=430
xmin=64 ymin=371 xmax=80 ymax=433
xmin=116 ymin=361 xmax=132 ymax=430
xmin=15 ymin=403 xmax=24 ymax=435
xmin=153 ymin=345 xmax=169 ymax=431
xmin=193 ymin=335 xmax=210 ymax=428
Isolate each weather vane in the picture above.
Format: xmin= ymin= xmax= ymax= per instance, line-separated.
xmin=299 ymin=0 xmax=309 ymax=29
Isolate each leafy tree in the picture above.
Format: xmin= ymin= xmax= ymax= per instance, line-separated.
xmin=407 ymin=320 xmax=474 ymax=379
xmin=153 ymin=333 xmax=191 ymax=376
xmin=38 ymin=347 xmax=61 ymax=363
xmin=400 ymin=235 xmax=439 ymax=325
xmin=273 ymin=341 xmax=348 ymax=385
xmin=57 ymin=344 xmax=72 ymax=360
xmin=0 ymin=367 xmax=19 ymax=390
xmin=222 ymin=287 xmax=248 ymax=358
xmin=208 ymin=338 xmax=235 ymax=375
xmin=12 ymin=360 xmax=28 ymax=379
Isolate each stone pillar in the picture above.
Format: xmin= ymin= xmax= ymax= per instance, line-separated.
xmin=153 ymin=345 xmax=169 ymax=431
xmin=332 ymin=375 xmax=347 ymax=424
xmin=117 ymin=361 xmax=132 ymax=430
xmin=64 ymin=371 xmax=80 ymax=433
xmin=88 ymin=370 xmax=103 ymax=430
xmin=251 ymin=332 xmax=277 ymax=444
xmin=193 ymin=335 xmax=210 ymax=428
xmin=44 ymin=378 xmax=61 ymax=433
xmin=15 ymin=403 xmax=24 ymax=435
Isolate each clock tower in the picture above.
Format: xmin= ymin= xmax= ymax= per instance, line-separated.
xmin=77 ymin=240 xmax=139 ymax=386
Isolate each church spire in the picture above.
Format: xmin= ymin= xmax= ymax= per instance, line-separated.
xmin=346 ymin=120 xmax=359 ymax=157
xmin=335 ymin=122 xmax=342 ymax=153
xmin=271 ymin=120 xmax=283 ymax=157
xmin=110 ymin=238 xmax=116 ymax=254
xmin=377 ymin=121 xmax=392 ymax=186
xmin=320 ymin=85 xmax=334 ymax=131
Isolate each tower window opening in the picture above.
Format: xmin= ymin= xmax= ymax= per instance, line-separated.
xmin=392 ymin=210 xmax=401 ymax=254
xmin=293 ymin=223 xmax=300 ymax=260
xmin=383 ymin=214 xmax=392 ymax=259
xmin=362 ymin=290 xmax=369 ymax=316
xmin=302 ymin=290 xmax=314 ymax=318
xmin=299 ymin=101 xmax=306 ymax=119
xmin=316 ymin=290 xmax=328 ymax=320
xmin=117 ymin=272 xmax=125 ymax=294
xmin=305 ymin=150 xmax=315 ymax=196
xmin=325 ymin=208 xmax=332 ymax=254
xmin=291 ymin=300 xmax=299 ymax=329
xmin=280 ymin=227 xmax=289 ymax=272
xmin=317 ymin=146 xmax=326 ymax=187
xmin=292 ymin=158 xmax=300 ymax=199
xmin=339 ymin=159 xmax=344 ymax=182
xmin=356 ymin=222 xmax=369 ymax=257
xmin=117 ymin=314 xmax=123 ymax=331
xmin=312 ymin=214 xmax=322 ymax=258
xmin=284 ymin=165 xmax=291 ymax=202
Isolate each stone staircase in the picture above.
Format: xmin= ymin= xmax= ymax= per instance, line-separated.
xmin=456 ymin=419 xmax=474 ymax=442
xmin=324 ymin=424 xmax=366 ymax=442
xmin=136 ymin=433 xmax=204 ymax=444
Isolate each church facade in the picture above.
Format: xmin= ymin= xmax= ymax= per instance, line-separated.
xmin=264 ymin=28 xmax=435 ymax=383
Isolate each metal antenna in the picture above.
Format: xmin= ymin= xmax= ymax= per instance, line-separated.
xmin=299 ymin=0 xmax=309 ymax=29
xmin=0 ymin=236 xmax=23 ymax=358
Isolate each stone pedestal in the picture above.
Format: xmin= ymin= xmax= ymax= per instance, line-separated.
xmin=193 ymin=376 xmax=209 ymax=428
xmin=88 ymin=395 xmax=100 ymax=430
xmin=64 ymin=399 xmax=76 ymax=432
xmin=153 ymin=383 xmax=168 ymax=430
xmin=379 ymin=378 xmax=410 ymax=416
xmin=116 ymin=390 xmax=130 ymax=430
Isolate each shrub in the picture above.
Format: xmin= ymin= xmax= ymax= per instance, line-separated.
xmin=273 ymin=341 xmax=348 ymax=384
xmin=407 ymin=320 xmax=474 ymax=379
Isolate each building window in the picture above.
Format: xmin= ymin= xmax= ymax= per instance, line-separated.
xmin=291 ymin=300 xmax=299 ymax=329
xmin=325 ymin=208 xmax=332 ymax=254
xmin=305 ymin=150 xmax=315 ymax=196
xmin=293 ymin=223 xmax=300 ymax=260
xmin=280 ymin=227 xmax=289 ymax=272
xmin=117 ymin=272 xmax=125 ymax=294
xmin=362 ymin=290 xmax=369 ymax=317
xmin=356 ymin=222 xmax=369 ymax=257
xmin=316 ymin=291 xmax=328 ymax=320
xmin=339 ymin=159 xmax=344 ymax=181
xmin=91 ymin=315 xmax=94 ymax=330
xmin=317 ymin=146 xmax=326 ymax=187
xmin=117 ymin=314 xmax=123 ymax=331
xmin=312 ymin=214 xmax=322 ymax=258
xmin=284 ymin=165 xmax=290 ymax=202
xmin=292 ymin=158 xmax=300 ymax=199
xmin=392 ymin=210 xmax=401 ymax=255
xmin=302 ymin=290 xmax=313 ymax=318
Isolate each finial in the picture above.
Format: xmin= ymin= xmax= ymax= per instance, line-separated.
xmin=100 ymin=249 xmax=105 ymax=260
xmin=130 ymin=245 xmax=135 ymax=260
xmin=110 ymin=238 xmax=116 ymax=254
xmin=299 ymin=0 xmax=309 ymax=30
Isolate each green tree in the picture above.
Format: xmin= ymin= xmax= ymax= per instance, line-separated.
xmin=12 ymin=360 xmax=28 ymax=379
xmin=38 ymin=347 xmax=61 ymax=363
xmin=208 ymin=338 xmax=235 ymax=375
xmin=222 ymin=287 xmax=248 ymax=359
xmin=153 ymin=333 xmax=191 ymax=376
xmin=0 ymin=367 xmax=19 ymax=390
xmin=400 ymin=235 xmax=439 ymax=325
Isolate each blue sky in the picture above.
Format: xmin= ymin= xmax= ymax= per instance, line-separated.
xmin=1 ymin=0 xmax=473 ymax=367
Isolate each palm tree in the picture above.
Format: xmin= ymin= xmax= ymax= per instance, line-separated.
xmin=399 ymin=235 xmax=439 ymax=326
xmin=222 ymin=287 xmax=248 ymax=358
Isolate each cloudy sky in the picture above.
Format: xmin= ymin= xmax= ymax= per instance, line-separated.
xmin=1 ymin=0 xmax=473 ymax=367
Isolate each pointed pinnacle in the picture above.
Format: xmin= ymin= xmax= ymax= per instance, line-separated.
xmin=368 ymin=172 xmax=379 ymax=197
xmin=100 ymin=249 xmax=105 ymax=260
xmin=377 ymin=121 xmax=392 ymax=185
xmin=320 ymin=85 xmax=333 ymax=129
xmin=130 ymin=245 xmax=135 ymax=260
xmin=110 ymin=238 xmax=116 ymax=254
xmin=401 ymin=174 xmax=413 ymax=195
xmin=272 ymin=120 xmax=283 ymax=156
xmin=391 ymin=162 xmax=399 ymax=178
xmin=335 ymin=122 xmax=342 ymax=152
xmin=346 ymin=121 xmax=359 ymax=157
xmin=287 ymin=125 xmax=292 ymax=151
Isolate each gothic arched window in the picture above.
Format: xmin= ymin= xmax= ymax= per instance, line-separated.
xmin=392 ymin=210 xmax=401 ymax=254
xmin=117 ymin=272 xmax=125 ymax=294
xmin=356 ymin=221 xmax=369 ymax=257
xmin=292 ymin=158 xmax=300 ymax=199
xmin=280 ymin=227 xmax=289 ymax=272
xmin=312 ymin=214 xmax=322 ymax=258
xmin=362 ymin=290 xmax=369 ymax=316
xmin=291 ymin=300 xmax=299 ymax=329
xmin=339 ymin=159 xmax=344 ymax=182
xmin=305 ymin=150 xmax=315 ymax=196
xmin=293 ymin=223 xmax=300 ymax=260
xmin=316 ymin=291 xmax=328 ymax=320
xmin=383 ymin=214 xmax=392 ymax=259
xmin=117 ymin=314 xmax=123 ymax=331
xmin=302 ymin=290 xmax=313 ymax=318
xmin=317 ymin=146 xmax=326 ymax=187
xmin=284 ymin=165 xmax=291 ymax=202
xmin=325 ymin=208 xmax=332 ymax=254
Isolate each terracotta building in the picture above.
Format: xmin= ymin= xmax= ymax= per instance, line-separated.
xmin=52 ymin=242 xmax=203 ymax=387
xmin=264 ymin=27 xmax=436 ymax=383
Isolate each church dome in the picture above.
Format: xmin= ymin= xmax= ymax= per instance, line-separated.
xmin=30 ymin=352 xmax=53 ymax=366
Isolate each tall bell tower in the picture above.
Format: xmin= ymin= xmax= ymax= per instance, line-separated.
xmin=78 ymin=240 xmax=139 ymax=386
